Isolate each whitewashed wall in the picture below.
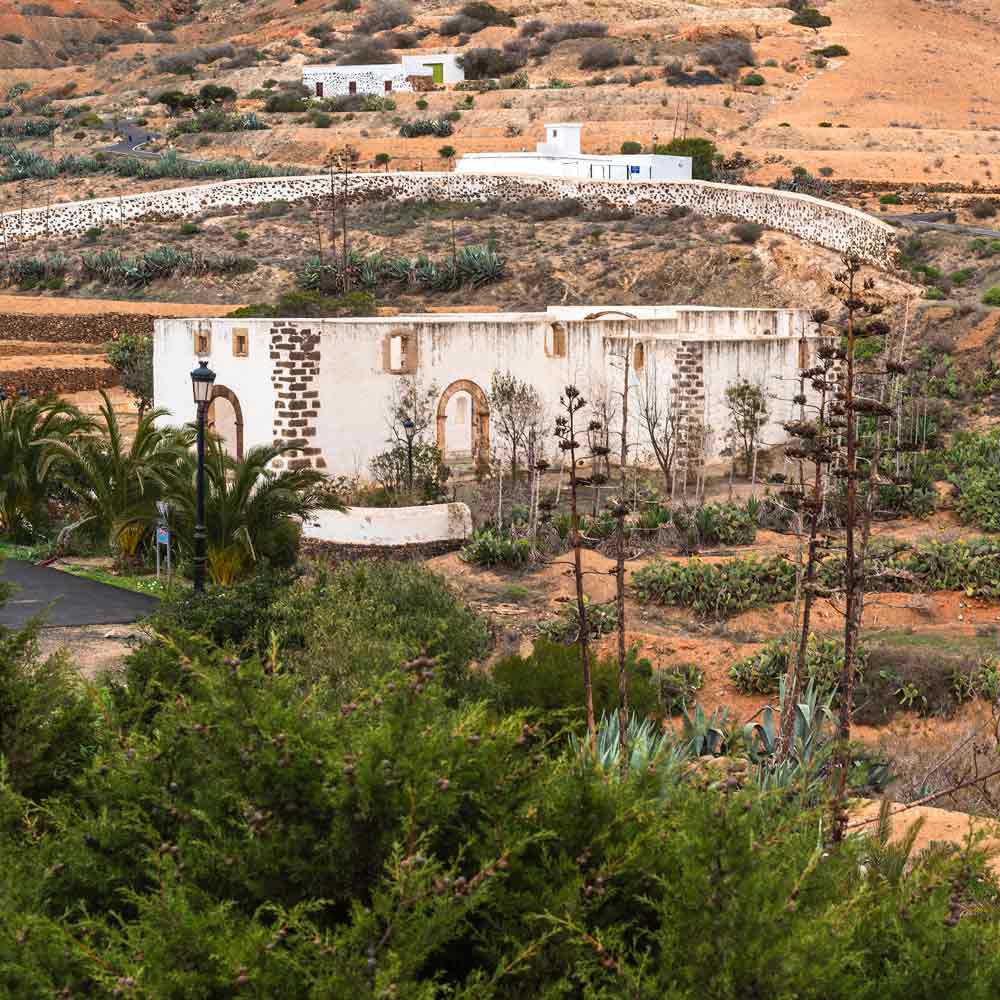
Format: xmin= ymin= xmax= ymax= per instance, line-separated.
xmin=456 ymin=153 xmax=693 ymax=181
xmin=305 ymin=503 xmax=472 ymax=545
xmin=303 ymin=63 xmax=412 ymax=96
xmin=154 ymin=307 xmax=826 ymax=479
xmin=2 ymin=172 xmax=899 ymax=268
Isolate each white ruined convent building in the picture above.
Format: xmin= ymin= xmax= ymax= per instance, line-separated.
xmin=302 ymin=53 xmax=464 ymax=97
xmin=456 ymin=123 xmax=693 ymax=182
xmin=154 ymin=305 xmax=822 ymax=479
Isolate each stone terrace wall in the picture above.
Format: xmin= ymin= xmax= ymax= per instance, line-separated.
xmin=0 ymin=172 xmax=900 ymax=269
xmin=0 ymin=366 xmax=116 ymax=397
xmin=0 ymin=312 xmax=153 ymax=343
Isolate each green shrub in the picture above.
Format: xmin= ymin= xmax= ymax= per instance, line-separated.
xmin=814 ymin=44 xmax=849 ymax=56
xmin=228 ymin=290 xmax=376 ymax=318
xmin=272 ymin=560 xmax=490 ymax=693
xmin=151 ymin=570 xmax=297 ymax=653
xmin=653 ymin=136 xmax=718 ymax=180
xmin=879 ymin=192 xmax=902 ymax=205
xmin=460 ymin=527 xmax=532 ymax=568
xmin=730 ymin=634 xmax=852 ymax=694
xmin=925 ymin=287 xmax=945 ymax=300
xmin=178 ymin=221 xmax=200 ymax=236
xmin=741 ymin=72 xmax=765 ymax=86
xmin=493 ymin=638 xmax=660 ymax=718
xmin=983 ymin=287 xmax=1000 ymax=306
xmin=633 ymin=555 xmax=797 ymax=617
xmin=789 ymin=8 xmax=832 ymax=28
xmin=620 ymin=140 xmax=642 ymax=154
xmin=0 ymin=610 xmax=99 ymax=799
xmin=399 ymin=117 xmax=454 ymax=138
xmin=656 ymin=662 xmax=705 ymax=714
xmin=970 ymin=199 xmax=997 ymax=220
xmin=731 ymin=221 xmax=764 ymax=244
xmin=538 ymin=598 xmax=617 ymax=643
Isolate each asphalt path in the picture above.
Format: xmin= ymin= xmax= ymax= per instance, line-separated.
xmin=0 ymin=559 xmax=159 ymax=628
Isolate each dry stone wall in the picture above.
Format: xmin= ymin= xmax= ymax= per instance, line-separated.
xmin=1 ymin=172 xmax=899 ymax=268
xmin=0 ymin=312 xmax=153 ymax=343
xmin=0 ymin=366 xmax=116 ymax=397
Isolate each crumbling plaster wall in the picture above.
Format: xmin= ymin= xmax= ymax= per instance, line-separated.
xmin=4 ymin=172 xmax=898 ymax=268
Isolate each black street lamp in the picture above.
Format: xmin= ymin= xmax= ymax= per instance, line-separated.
xmin=402 ymin=416 xmax=415 ymax=493
xmin=190 ymin=360 xmax=216 ymax=593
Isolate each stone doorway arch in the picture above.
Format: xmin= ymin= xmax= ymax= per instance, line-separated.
xmin=436 ymin=379 xmax=489 ymax=468
xmin=207 ymin=384 xmax=244 ymax=461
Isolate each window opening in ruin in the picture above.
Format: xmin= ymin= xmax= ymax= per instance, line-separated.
xmin=195 ymin=331 xmax=210 ymax=355
xmin=384 ymin=79 xmax=393 ymax=92
xmin=233 ymin=329 xmax=249 ymax=357
xmin=315 ymin=82 xmax=324 ymax=98
xmin=545 ymin=322 xmax=567 ymax=358
xmin=348 ymin=81 xmax=357 ymax=95
xmin=384 ymin=331 xmax=416 ymax=374
xmin=634 ymin=342 xmax=645 ymax=371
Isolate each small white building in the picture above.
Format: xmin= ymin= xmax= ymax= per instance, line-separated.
xmin=302 ymin=53 xmax=464 ymax=98
xmin=456 ymin=123 xmax=692 ymax=181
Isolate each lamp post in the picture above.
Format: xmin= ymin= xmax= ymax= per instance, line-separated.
xmin=402 ymin=416 xmax=415 ymax=493
xmin=190 ymin=360 xmax=216 ymax=593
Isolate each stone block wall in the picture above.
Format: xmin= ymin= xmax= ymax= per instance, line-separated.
xmin=1 ymin=172 xmax=900 ymax=269
xmin=269 ymin=323 xmax=324 ymax=470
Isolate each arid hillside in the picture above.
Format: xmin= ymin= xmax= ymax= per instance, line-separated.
xmin=0 ymin=0 xmax=994 ymax=186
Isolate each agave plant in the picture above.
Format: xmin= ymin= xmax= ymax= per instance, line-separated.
xmin=0 ymin=394 xmax=90 ymax=539
xmin=456 ymin=244 xmax=506 ymax=287
xmin=744 ymin=678 xmax=836 ymax=767
xmin=570 ymin=711 xmax=686 ymax=775
xmin=677 ymin=703 xmax=730 ymax=756
xmin=42 ymin=390 xmax=192 ymax=557
xmin=166 ymin=438 xmax=341 ymax=585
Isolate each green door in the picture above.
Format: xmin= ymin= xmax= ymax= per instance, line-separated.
xmin=425 ymin=62 xmax=444 ymax=84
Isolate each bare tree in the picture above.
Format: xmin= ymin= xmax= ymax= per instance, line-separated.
xmin=488 ymin=370 xmax=543 ymax=484
xmin=386 ymin=375 xmax=439 ymax=492
xmin=555 ymin=386 xmax=597 ymax=753
xmin=724 ymin=378 xmax=769 ymax=483
xmin=637 ymin=361 xmax=681 ymax=490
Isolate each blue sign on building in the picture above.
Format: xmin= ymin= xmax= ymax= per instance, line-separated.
xmin=629 ymin=165 xmax=640 ymax=175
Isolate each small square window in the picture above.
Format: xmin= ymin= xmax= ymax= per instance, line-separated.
xmin=384 ymin=79 xmax=393 ymax=92
xmin=383 ymin=331 xmax=417 ymax=373
xmin=233 ymin=328 xmax=249 ymax=357
xmin=348 ymin=81 xmax=357 ymax=95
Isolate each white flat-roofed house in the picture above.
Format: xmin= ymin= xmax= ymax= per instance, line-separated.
xmin=455 ymin=122 xmax=692 ymax=181
xmin=302 ymin=53 xmax=464 ymax=98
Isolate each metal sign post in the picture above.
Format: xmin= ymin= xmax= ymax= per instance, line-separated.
xmin=155 ymin=501 xmax=172 ymax=581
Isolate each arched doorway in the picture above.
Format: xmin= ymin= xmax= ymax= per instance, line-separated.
xmin=207 ymin=385 xmax=244 ymax=460
xmin=436 ymin=379 xmax=489 ymax=468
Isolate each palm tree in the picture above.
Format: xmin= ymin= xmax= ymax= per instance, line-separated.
xmin=43 ymin=390 xmax=192 ymax=558
xmin=0 ymin=393 xmax=90 ymax=540
xmin=167 ymin=438 xmax=340 ymax=586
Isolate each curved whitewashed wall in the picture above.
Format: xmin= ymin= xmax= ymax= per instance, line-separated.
xmin=305 ymin=503 xmax=472 ymax=546
xmin=1 ymin=172 xmax=899 ymax=268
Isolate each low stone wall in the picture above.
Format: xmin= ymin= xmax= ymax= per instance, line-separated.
xmin=304 ymin=502 xmax=473 ymax=546
xmin=0 ymin=365 xmax=116 ymax=396
xmin=1 ymin=171 xmax=900 ymax=269
xmin=0 ymin=312 xmax=154 ymax=344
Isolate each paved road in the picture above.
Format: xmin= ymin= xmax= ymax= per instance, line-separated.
xmin=891 ymin=212 xmax=1000 ymax=240
xmin=0 ymin=559 xmax=160 ymax=628
xmin=102 ymin=119 xmax=160 ymax=160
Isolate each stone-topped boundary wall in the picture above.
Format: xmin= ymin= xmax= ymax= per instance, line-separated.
xmin=2 ymin=172 xmax=899 ymax=269
xmin=0 ymin=312 xmax=153 ymax=343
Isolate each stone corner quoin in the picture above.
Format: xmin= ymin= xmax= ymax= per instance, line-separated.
xmin=0 ymin=172 xmax=899 ymax=270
